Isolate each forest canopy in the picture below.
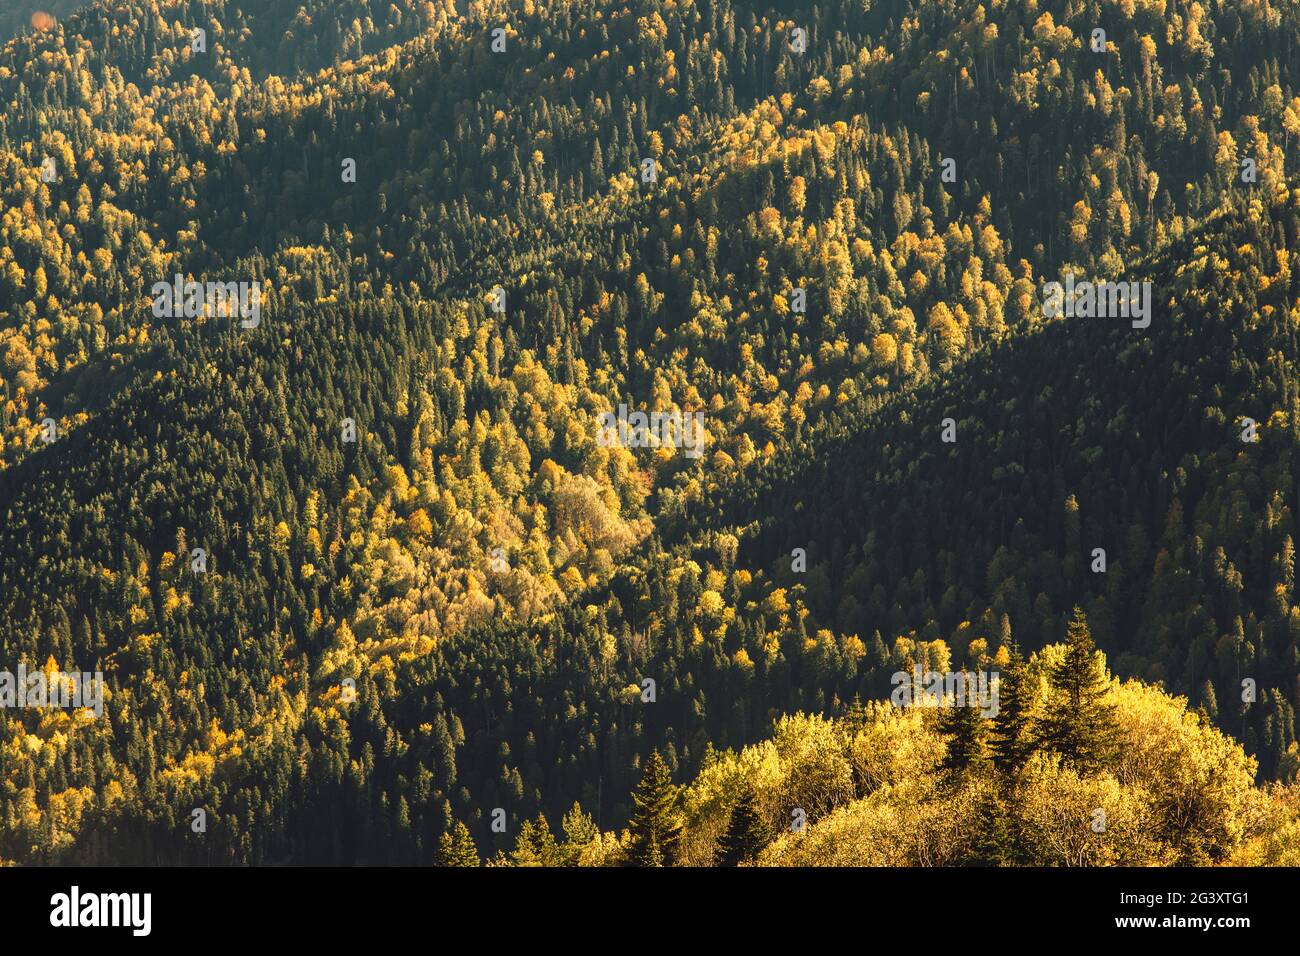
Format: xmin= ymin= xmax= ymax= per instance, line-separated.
xmin=1 ymin=0 xmax=1299 ymax=866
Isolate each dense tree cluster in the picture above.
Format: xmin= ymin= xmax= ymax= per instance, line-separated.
xmin=1 ymin=0 xmax=1299 ymax=864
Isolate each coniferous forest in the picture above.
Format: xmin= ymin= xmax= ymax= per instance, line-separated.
xmin=2 ymin=0 xmax=1300 ymax=872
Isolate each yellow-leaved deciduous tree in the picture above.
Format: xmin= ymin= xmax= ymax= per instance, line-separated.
xmin=1283 ymin=97 xmax=1300 ymax=154
xmin=1215 ymin=130 xmax=1239 ymax=188
xmin=820 ymin=239 xmax=853 ymax=317
xmin=1108 ymin=679 xmax=1259 ymax=863
xmin=1069 ymin=199 xmax=1092 ymax=248
xmin=762 ymin=779 xmax=978 ymax=865
xmin=927 ymin=302 xmax=964 ymax=357
xmin=406 ymin=508 xmax=433 ymax=542
xmin=677 ymin=737 xmax=783 ymax=866
xmin=698 ymin=588 xmax=726 ymax=628
xmin=806 ymin=75 xmax=832 ymax=101
xmin=771 ymin=713 xmax=856 ymax=826
xmin=272 ymin=520 xmax=291 ymax=552
xmin=1015 ymin=755 xmax=1166 ymax=865
xmin=868 ymin=335 xmax=899 ymax=369
xmin=788 ymin=175 xmax=806 ymax=215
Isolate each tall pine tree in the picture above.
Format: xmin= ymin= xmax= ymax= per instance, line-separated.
xmin=965 ymin=788 xmax=1016 ymax=866
xmin=938 ymin=671 xmax=986 ymax=780
xmin=989 ymin=642 xmax=1035 ymax=775
xmin=715 ymin=785 xmax=773 ymax=866
xmin=626 ymin=751 xmax=683 ymax=866
xmin=1037 ymin=607 xmax=1118 ymax=774
xmin=435 ymin=821 xmax=479 ymax=866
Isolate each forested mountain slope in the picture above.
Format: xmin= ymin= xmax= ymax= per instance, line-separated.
xmin=1 ymin=0 xmax=1299 ymax=864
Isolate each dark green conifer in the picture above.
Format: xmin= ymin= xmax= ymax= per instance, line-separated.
xmin=715 ymin=785 xmax=773 ymax=866
xmin=626 ymin=751 xmax=682 ymax=866
xmin=989 ymin=642 xmax=1035 ymax=775
xmin=938 ymin=672 xmax=986 ymax=779
xmin=1037 ymin=608 xmax=1117 ymax=774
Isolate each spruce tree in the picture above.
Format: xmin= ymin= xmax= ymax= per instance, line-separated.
xmin=989 ymin=642 xmax=1035 ymax=775
xmin=1037 ymin=607 xmax=1118 ymax=774
xmin=1199 ymin=679 xmax=1219 ymax=721
xmin=560 ymin=801 xmax=599 ymax=866
xmin=966 ymin=789 xmax=1015 ymax=866
xmin=715 ymin=785 xmax=773 ymax=866
xmin=844 ymin=693 xmax=869 ymax=735
xmin=435 ymin=821 xmax=479 ymax=866
xmin=626 ymin=750 xmax=682 ymax=866
xmin=511 ymin=814 xmax=560 ymax=866
xmin=938 ymin=672 xmax=985 ymax=779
